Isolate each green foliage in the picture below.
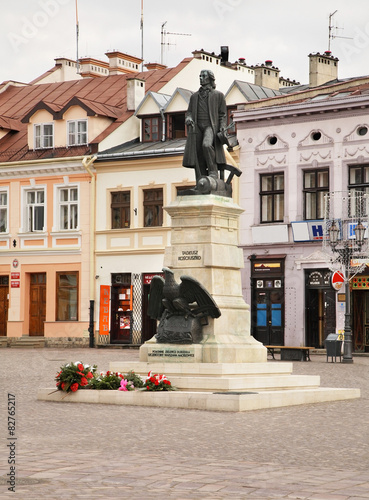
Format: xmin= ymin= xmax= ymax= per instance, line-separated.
xmin=124 ymin=370 xmax=144 ymax=388
xmin=90 ymin=372 xmax=123 ymax=390
xmin=55 ymin=362 xmax=97 ymax=393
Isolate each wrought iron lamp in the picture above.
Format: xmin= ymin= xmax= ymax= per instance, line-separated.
xmin=327 ymin=218 xmax=366 ymax=363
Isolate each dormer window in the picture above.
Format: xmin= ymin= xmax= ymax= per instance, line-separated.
xmin=34 ymin=123 xmax=53 ymax=149
xmin=143 ymin=117 xmax=161 ymax=142
xmin=67 ymin=120 xmax=87 ymax=146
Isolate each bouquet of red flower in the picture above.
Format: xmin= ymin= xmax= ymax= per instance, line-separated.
xmin=55 ymin=362 xmax=97 ymax=393
xmin=143 ymin=371 xmax=175 ymax=391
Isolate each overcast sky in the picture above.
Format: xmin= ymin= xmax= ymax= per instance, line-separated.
xmin=1 ymin=0 xmax=368 ymax=86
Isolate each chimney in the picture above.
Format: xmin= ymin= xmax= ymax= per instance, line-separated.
xmin=308 ymin=51 xmax=339 ymax=87
xmin=145 ymin=62 xmax=167 ymax=70
xmin=105 ymin=50 xmax=143 ymax=75
xmin=254 ymin=60 xmax=280 ymax=90
xmin=220 ymin=46 xmax=229 ymax=65
xmin=127 ymin=77 xmax=145 ymax=111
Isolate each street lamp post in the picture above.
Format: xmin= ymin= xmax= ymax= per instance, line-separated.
xmin=327 ymin=219 xmax=366 ymax=363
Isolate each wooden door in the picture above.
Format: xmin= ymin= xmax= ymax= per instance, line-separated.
xmin=253 ymin=287 xmax=284 ymax=346
xmin=110 ymin=285 xmax=131 ymax=344
xmin=29 ymin=273 xmax=46 ymax=336
xmin=142 ymin=283 xmax=157 ymax=343
xmin=0 ymin=280 xmax=9 ymax=336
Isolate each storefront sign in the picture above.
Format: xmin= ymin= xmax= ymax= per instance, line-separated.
xmin=291 ymin=221 xmax=325 ymax=242
xmin=351 ymin=276 xmax=369 ymax=289
xmin=308 ymin=271 xmax=331 ymax=287
xmin=253 ymin=262 xmax=281 ymax=272
xmin=332 ymin=271 xmax=344 ymax=291
xmin=99 ymin=285 xmax=110 ymax=335
xmin=143 ymin=273 xmax=163 ymax=285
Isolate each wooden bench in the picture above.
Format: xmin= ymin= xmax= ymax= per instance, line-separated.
xmin=266 ymin=345 xmax=314 ymax=362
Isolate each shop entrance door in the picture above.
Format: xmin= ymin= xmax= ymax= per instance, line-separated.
xmin=110 ymin=274 xmax=132 ymax=344
xmin=305 ymin=270 xmax=335 ymax=348
xmin=0 ymin=276 xmax=9 ymax=336
xmin=29 ymin=273 xmax=46 ymax=336
xmin=142 ymin=284 xmax=157 ymax=343
xmin=352 ymin=290 xmax=369 ymax=352
xmin=250 ymin=257 xmax=285 ymax=346
xmin=254 ymin=288 xmax=284 ymax=345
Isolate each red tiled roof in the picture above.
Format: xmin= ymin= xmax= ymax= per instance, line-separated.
xmin=0 ymin=58 xmax=191 ymax=162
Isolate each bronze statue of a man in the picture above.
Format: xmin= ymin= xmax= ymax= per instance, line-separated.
xmin=182 ymin=69 xmax=227 ymax=181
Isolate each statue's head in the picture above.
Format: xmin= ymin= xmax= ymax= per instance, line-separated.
xmin=199 ymin=69 xmax=216 ymax=89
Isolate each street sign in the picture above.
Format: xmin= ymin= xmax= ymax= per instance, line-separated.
xmin=332 ymin=271 xmax=344 ymax=291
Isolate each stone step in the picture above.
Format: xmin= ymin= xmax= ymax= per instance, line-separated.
xmin=0 ymin=337 xmax=8 ymax=347
xmin=166 ymin=374 xmax=321 ymax=392
xmin=11 ymin=337 xmax=45 ymax=348
xmin=37 ymin=386 xmax=360 ymax=412
xmin=109 ymin=360 xmax=319 ymax=392
xmin=109 ymin=361 xmax=294 ymax=377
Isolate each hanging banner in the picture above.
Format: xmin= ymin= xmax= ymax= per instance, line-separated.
xmin=99 ymin=285 xmax=110 ymax=335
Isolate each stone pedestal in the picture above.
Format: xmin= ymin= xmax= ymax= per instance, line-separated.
xmin=140 ymin=194 xmax=266 ymax=363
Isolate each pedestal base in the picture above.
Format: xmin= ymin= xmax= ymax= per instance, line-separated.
xmin=140 ymin=337 xmax=267 ymax=364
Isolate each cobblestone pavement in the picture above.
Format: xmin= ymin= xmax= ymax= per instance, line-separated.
xmin=1 ymin=347 xmax=369 ymax=500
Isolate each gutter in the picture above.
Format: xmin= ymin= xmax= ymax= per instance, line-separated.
xmin=96 ymin=146 xmax=185 ymax=161
xmin=159 ymin=107 xmax=166 ymax=142
xmin=82 ymin=154 xmax=97 ymax=347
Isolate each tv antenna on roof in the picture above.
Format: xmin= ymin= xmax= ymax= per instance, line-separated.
xmin=328 ymin=10 xmax=352 ymax=51
xmin=75 ymin=0 xmax=80 ymax=73
xmin=160 ymin=22 xmax=191 ymax=65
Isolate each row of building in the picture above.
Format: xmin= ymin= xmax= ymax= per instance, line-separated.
xmin=0 ymin=46 xmax=368 ymax=352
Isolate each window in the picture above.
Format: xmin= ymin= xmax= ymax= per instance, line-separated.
xmin=143 ymin=117 xmax=160 ymax=142
xmin=56 ymin=272 xmax=78 ymax=321
xmin=0 ymin=191 xmax=8 ymax=233
xmin=303 ymin=169 xmax=329 ymax=220
xmin=349 ymin=165 xmax=369 ymax=216
xmin=67 ymin=120 xmax=87 ymax=146
xmin=227 ymin=107 xmax=237 ymax=135
xmin=111 ymin=191 xmax=130 ymax=228
xmin=34 ymin=123 xmax=53 ymax=149
xmin=26 ymin=189 xmax=45 ymax=231
xmin=168 ymin=113 xmax=186 ymax=139
xmin=59 ymin=187 xmax=78 ymax=230
xmin=260 ymin=173 xmax=284 ymax=223
xmin=143 ymin=188 xmax=163 ymax=227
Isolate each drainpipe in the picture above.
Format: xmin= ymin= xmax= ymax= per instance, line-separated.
xmin=159 ymin=107 xmax=166 ymax=141
xmin=82 ymin=155 xmax=97 ymax=348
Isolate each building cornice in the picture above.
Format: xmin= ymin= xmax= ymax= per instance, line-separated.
xmin=0 ymin=157 xmax=90 ymax=178
xmin=234 ymin=94 xmax=369 ymax=124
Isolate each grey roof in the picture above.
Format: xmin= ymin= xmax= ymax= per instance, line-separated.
xmin=135 ymin=91 xmax=171 ymax=115
xmin=97 ymin=138 xmax=186 ymax=161
xmin=170 ymin=87 xmax=193 ymax=104
xmin=227 ymin=80 xmax=283 ymax=101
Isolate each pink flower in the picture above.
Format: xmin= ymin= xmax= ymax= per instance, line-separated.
xmin=118 ymin=379 xmax=128 ymax=391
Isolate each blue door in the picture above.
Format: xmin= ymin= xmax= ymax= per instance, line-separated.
xmin=253 ymin=286 xmax=284 ymax=345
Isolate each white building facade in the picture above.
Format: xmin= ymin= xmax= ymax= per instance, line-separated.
xmin=235 ymin=90 xmax=369 ymax=352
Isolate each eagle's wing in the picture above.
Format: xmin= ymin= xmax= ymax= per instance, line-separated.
xmin=179 ymin=276 xmax=221 ymax=318
xmin=147 ymin=276 xmax=165 ymax=320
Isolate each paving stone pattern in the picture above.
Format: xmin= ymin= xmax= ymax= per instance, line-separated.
xmin=1 ymin=348 xmax=369 ymax=499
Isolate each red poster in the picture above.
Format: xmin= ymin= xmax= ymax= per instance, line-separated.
xmin=99 ymin=285 xmax=110 ymax=335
